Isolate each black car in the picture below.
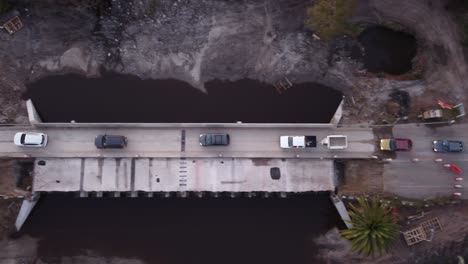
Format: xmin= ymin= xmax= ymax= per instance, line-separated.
xmin=95 ymin=135 xmax=128 ymax=149
xmin=432 ymin=140 xmax=463 ymax=152
xmin=199 ymin=134 xmax=230 ymax=146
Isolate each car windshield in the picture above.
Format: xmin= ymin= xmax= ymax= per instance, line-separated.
xmin=20 ymin=134 xmax=26 ymax=144
xmin=442 ymin=141 xmax=449 ymax=151
xmin=390 ymin=140 xmax=397 ymax=149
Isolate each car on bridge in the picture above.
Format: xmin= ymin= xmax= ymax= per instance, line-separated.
xmin=380 ymin=138 xmax=412 ymax=151
xmin=280 ymin=136 xmax=316 ymax=148
xmin=199 ymin=134 xmax=230 ymax=146
xmin=95 ymin=135 xmax=128 ymax=149
xmin=14 ymin=132 xmax=48 ymax=147
xmin=432 ymin=140 xmax=464 ymax=152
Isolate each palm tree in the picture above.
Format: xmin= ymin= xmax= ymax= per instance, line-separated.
xmin=340 ymin=196 xmax=400 ymax=257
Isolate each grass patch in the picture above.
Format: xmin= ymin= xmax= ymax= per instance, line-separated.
xmin=305 ymin=0 xmax=358 ymax=42
xmin=463 ymin=16 xmax=468 ymax=47
xmin=0 ymin=0 xmax=11 ymax=15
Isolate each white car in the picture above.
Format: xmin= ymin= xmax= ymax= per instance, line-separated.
xmin=14 ymin=132 xmax=48 ymax=147
xmin=280 ymin=136 xmax=317 ymax=148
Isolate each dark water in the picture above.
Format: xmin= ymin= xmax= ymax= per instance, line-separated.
xmin=358 ymin=27 xmax=417 ymax=75
xmin=24 ymin=73 xmax=343 ymax=123
xmin=20 ymin=193 xmax=342 ymax=264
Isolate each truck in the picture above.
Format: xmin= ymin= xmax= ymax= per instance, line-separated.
xmin=280 ymin=136 xmax=317 ymax=149
xmin=420 ymin=103 xmax=465 ymax=122
xmin=320 ymin=135 xmax=348 ymax=150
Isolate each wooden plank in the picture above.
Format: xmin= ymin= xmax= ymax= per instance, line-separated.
xmin=3 ymin=16 xmax=23 ymax=34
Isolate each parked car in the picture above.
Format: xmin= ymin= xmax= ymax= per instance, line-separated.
xmin=432 ymin=140 xmax=463 ymax=152
xmin=199 ymin=134 xmax=230 ymax=146
xmin=380 ymin=138 xmax=412 ymax=151
xmin=95 ymin=135 xmax=128 ymax=149
xmin=14 ymin=132 xmax=48 ymax=147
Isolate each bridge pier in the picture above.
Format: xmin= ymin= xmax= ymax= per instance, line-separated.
xmin=15 ymin=192 xmax=40 ymax=231
xmin=26 ymin=99 xmax=42 ymax=125
xmin=330 ymin=193 xmax=353 ymax=229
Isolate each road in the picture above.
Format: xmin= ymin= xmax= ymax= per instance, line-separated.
xmin=0 ymin=126 xmax=375 ymax=159
xmin=383 ymin=123 xmax=468 ymax=199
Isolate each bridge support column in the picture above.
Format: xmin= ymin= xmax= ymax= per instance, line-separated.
xmin=26 ymin=100 xmax=42 ymax=125
xmin=330 ymin=96 xmax=345 ymax=126
xmin=15 ymin=192 xmax=40 ymax=231
xmin=330 ymin=193 xmax=353 ymax=229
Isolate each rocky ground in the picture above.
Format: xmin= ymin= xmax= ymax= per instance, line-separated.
xmin=342 ymin=0 xmax=468 ymax=124
xmin=0 ymin=0 xmax=465 ymax=125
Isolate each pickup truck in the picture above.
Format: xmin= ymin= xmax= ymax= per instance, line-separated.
xmin=280 ymin=136 xmax=317 ymax=148
xmin=320 ymin=135 xmax=348 ymax=150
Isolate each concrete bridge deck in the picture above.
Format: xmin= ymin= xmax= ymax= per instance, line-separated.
xmin=0 ymin=126 xmax=375 ymax=159
xmin=33 ymin=158 xmax=336 ymax=193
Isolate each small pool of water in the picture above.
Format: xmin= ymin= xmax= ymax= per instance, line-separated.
xmin=358 ymin=26 xmax=417 ymax=75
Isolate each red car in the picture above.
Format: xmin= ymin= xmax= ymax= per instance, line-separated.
xmin=380 ymin=138 xmax=413 ymax=151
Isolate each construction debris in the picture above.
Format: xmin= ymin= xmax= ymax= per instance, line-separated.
xmin=2 ymin=16 xmax=23 ymax=34
xmin=403 ymin=217 xmax=442 ymax=246
xmin=274 ymin=77 xmax=292 ymax=94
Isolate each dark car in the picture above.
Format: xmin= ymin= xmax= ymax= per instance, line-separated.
xmin=95 ymin=135 xmax=128 ymax=149
xmin=432 ymin=140 xmax=463 ymax=152
xmin=199 ymin=134 xmax=230 ymax=146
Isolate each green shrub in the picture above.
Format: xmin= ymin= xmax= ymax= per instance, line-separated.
xmin=0 ymin=0 xmax=11 ymax=15
xmin=340 ymin=197 xmax=400 ymax=257
xmin=463 ymin=18 xmax=468 ymax=47
xmin=305 ymin=0 xmax=357 ymax=42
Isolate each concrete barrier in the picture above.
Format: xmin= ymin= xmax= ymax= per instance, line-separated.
xmin=26 ymin=99 xmax=42 ymax=124
xmin=330 ymin=96 xmax=345 ymax=126
xmin=26 ymin=99 xmax=338 ymax=128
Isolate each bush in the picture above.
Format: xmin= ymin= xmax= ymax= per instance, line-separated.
xmin=0 ymin=0 xmax=11 ymax=15
xmin=463 ymin=18 xmax=468 ymax=47
xmin=305 ymin=0 xmax=357 ymax=42
xmin=340 ymin=196 xmax=400 ymax=257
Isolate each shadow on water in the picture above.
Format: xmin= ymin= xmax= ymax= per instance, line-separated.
xmin=19 ymin=192 xmax=342 ymax=264
xmin=23 ymin=73 xmax=343 ymax=123
xmin=358 ymin=26 xmax=417 ymax=75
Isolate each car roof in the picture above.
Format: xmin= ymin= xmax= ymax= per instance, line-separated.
xmin=104 ymin=135 xmax=126 ymax=145
xmin=24 ymin=133 xmax=43 ymax=144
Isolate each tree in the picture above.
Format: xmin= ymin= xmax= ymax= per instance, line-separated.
xmin=0 ymin=0 xmax=11 ymax=15
xmin=305 ymin=0 xmax=357 ymax=42
xmin=340 ymin=196 xmax=400 ymax=257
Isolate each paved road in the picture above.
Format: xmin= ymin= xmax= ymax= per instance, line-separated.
xmin=383 ymin=123 xmax=468 ymax=199
xmin=0 ymin=126 xmax=375 ymax=158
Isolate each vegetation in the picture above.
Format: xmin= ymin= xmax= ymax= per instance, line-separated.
xmin=340 ymin=196 xmax=400 ymax=257
xmin=305 ymin=0 xmax=358 ymax=42
xmin=0 ymin=0 xmax=11 ymax=16
xmin=463 ymin=18 xmax=468 ymax=47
